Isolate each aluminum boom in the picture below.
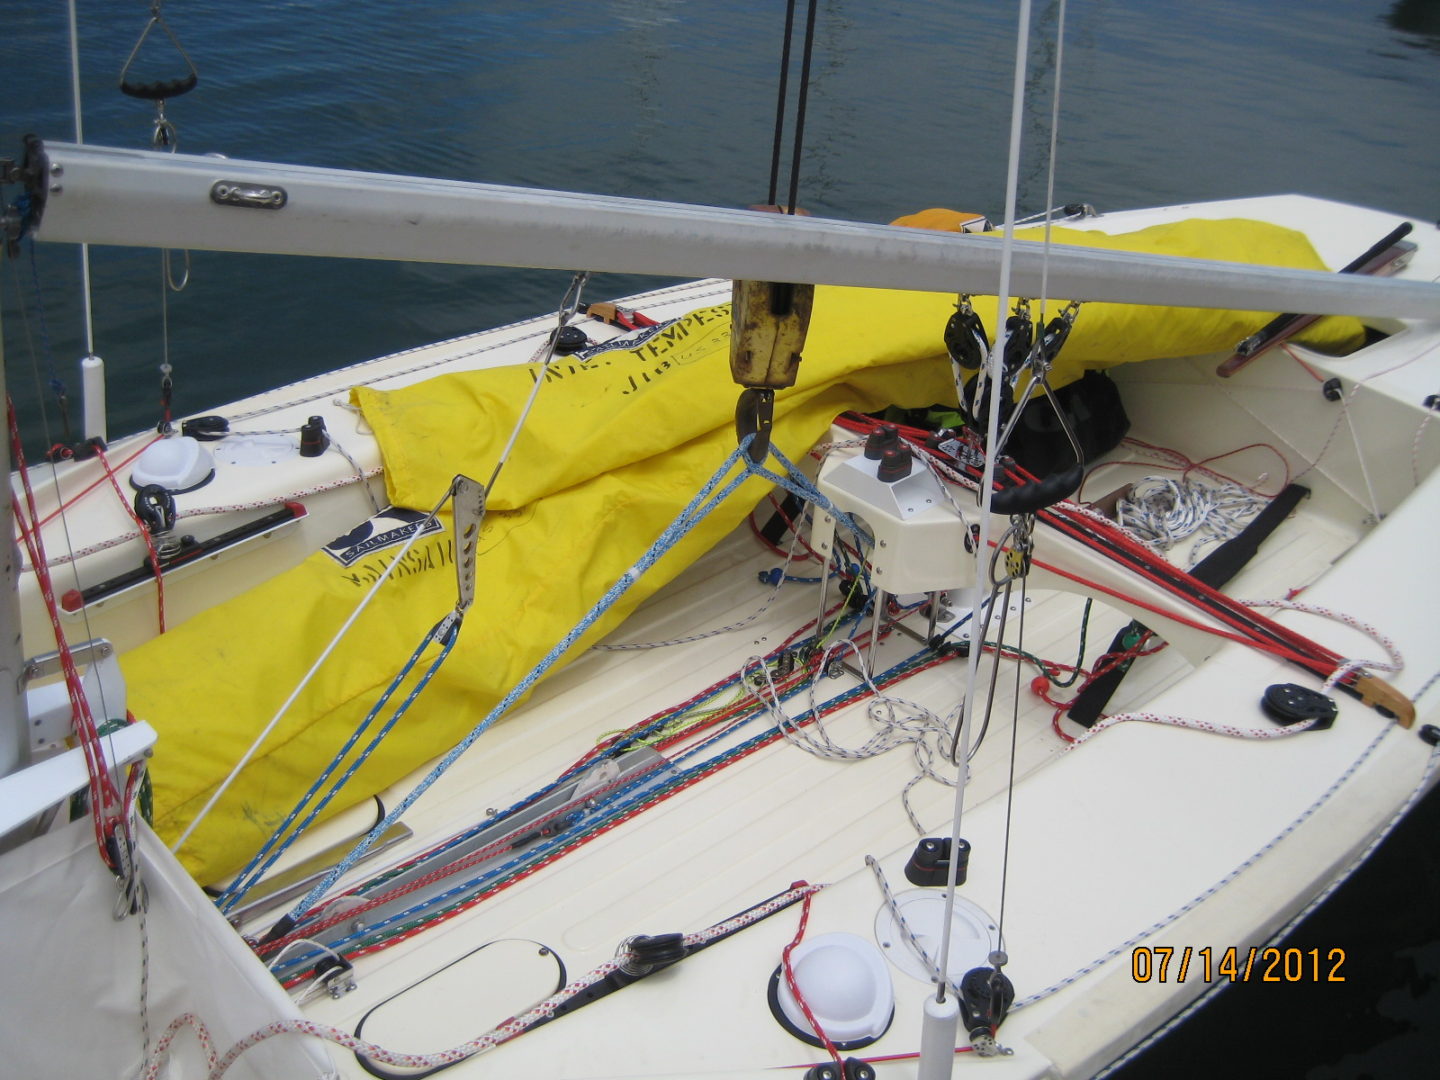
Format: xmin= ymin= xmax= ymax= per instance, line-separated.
xmin=30 ymin=142 xmax=1440 ymax=320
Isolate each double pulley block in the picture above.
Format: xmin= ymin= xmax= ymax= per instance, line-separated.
xmin=731 ymin=279 xmax=815 ymax=463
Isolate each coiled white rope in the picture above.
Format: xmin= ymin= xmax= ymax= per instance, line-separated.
xmin=1116 ymin=476 xmax=1267 ymax=567
xmin=747 ymin=638 xmax=961 ymax=833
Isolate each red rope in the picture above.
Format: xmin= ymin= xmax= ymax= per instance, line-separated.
xmin=836 ymin=412 xmax=1347 ymax=686
xmin=781 ymin=888 xmax=844 ymax=1066
xmin=1035 ymin=505 xmax=1340 ymax=673
xmin=264 ymin=646 xmax=962 ymax=970
xmin=7 ymin=396 xmax=122 ymax=867
xmin=93 ymin=443 xmax=167 ymax=634
xmin=750 ymin=492 xmax=824 ymax=561
xmin=36 ymin=435 xmax=162 ymax=529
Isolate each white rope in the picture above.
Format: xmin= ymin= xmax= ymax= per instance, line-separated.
xmin=173 ymin=272 xmax=587 ymax=854
xmin=169 ymin=482 xmax=453 ymax=855
xmin=866 ymin=855 xmax=962 ymax=992
xmin=1075 ymin=708 xmax=1317 ymax=745
xmin=746 ymin=638 xmax=961 ymax=834
xmin=219 ymin=279 xmax=728 ymax=427
xmin=1017 ymin=721 xmax=1395 ymax=1010
xmin=21 ymin=468 xmax=385 ymax=573
xmin=1094 ymin=735 xmax=1439 ymax=1080
xmin=141 ymin=884 xmax=823 ymax=1080
xmin=1236 ymin=597 xmax=1403 ymax=693
xmin=901 ymin=436 xmax=975 ymax=531
xmin=327 ymin=435 xmax=381 ymax=515
xmin=1116 ymin=475 xmax=1267 ymax=567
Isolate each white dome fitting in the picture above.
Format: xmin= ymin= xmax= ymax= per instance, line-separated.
xmin=774 ymin=931 xmax=894 ymax=1046
xmin=130 ymin=436 xmax=214 ymax=493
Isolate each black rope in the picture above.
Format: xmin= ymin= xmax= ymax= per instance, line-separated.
xmin=765 ymin=0 xmax=798 ymax=207
xmin=764 ymin=0 xmax=821 ymax=215
xmin=785 ymin=0 xmax=821 ymax=217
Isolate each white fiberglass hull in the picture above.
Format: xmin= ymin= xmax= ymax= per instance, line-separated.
xmin=5 ymin=194 xmax=1439 ymax=1079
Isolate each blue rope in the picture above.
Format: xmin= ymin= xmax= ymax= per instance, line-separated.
xmin=751 ymin=443 xmax=872 ymax=544
xmin=281 ymin=443 xmax=759 ymax=925
xmin=271 ymin=633 xmax=923 ymax=976
xmin=274 ymin=435 xmax=879 ymax=929
xmin=218 ymin=615 xmax=461 ymax=912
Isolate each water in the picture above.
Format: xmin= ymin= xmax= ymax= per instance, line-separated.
xmin=2 ymin=1 xmax=1437 ymax=1075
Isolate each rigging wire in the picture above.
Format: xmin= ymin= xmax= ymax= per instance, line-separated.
xmin=168 ymin=480 xmax=456 ymax=856
xmin=992 ymin=569 xmax=1029 ymax=964
xmin=6 ymin=242 xmax=132 ymax=812
xmin=765 ymin=0 xmax=799 ymax=207
xmin=764 ymin=0 xmax=821 ymax=213
xmin=65 ymin=0 xmax=97 ymax=366
xmin=146 ymin=884 xmax=826 ymax=1080
xmin=931 ymin=0 xmax=1037 ymax=1013
xmin=1035 ymin=0 xmax=1069 ymax=325
xmin=785 ymin=0 xmax=821 ymax=217
xmin=267 ymin=440 xmax=870 ymax=935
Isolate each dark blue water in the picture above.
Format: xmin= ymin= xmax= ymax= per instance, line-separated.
xmin=3 ymin=1 xmax=1438 ymax=1075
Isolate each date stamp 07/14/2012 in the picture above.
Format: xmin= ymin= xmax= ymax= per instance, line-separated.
xmin=1131 ymin=946 xmax=1346 ymax=984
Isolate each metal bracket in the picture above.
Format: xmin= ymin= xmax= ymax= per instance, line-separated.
xmin=210 ymin=181 xmax=287 ymax=210
xmin=21 ymin=638 xmax=115 ymax=685
xmin=451 ymin=475 xmax=486 ymax=616
xmin=2 ymin=136 xmax=51 ymax=256
xmin=22 ymin=639 xmax=125 ymax=754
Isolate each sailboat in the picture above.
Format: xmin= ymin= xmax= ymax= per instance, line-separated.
xmin=3 ymin=3 xmax=1439 ymax=1079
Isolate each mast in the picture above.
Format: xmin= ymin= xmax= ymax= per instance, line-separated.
xmin=0 ymin=310 xmax=30 ymax=790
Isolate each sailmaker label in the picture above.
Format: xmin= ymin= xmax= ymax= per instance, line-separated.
xmin=323 ymin=507 xmax=444 ymax=567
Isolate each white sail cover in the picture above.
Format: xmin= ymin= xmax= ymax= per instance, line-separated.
xmin=0 ymin=818 xmax=336 ymax=1079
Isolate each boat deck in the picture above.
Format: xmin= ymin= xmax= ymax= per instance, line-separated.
xmin=14 ymin=195 xmax=1436 ymax=1079
xmin=260 ymin=395 xmax=1428 ymax=1078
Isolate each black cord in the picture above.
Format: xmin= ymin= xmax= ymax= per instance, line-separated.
xmin=764 ymin=0 xmax=820 ymax=213
xmin=765 ymin=0 xmax=798 ymax=206
xmin=785 ymin=0 xmax=821 ymax=216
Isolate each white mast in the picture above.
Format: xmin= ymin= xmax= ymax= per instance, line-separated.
xmin=0 ymin=318 xmax=31 ymax=792
xmin=29 ymin=142 xmax=1440 ymax=320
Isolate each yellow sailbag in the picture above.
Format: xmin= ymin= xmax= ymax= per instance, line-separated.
xmin=123 ymin=218 xmax=1362 ymax=883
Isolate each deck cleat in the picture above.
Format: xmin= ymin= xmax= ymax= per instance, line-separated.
xmin=904 ymin=836 xmax=970 ymax=887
